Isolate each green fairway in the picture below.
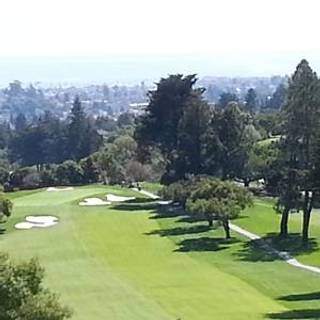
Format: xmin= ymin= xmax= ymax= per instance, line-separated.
xmin=1 ymin=186 xmax=320 ymax=319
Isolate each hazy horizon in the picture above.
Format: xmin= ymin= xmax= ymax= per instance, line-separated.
xmin=0 ymin=52 xmax=318 ymax=87
xmin=0 ymin=0 xmax=320 ymax=86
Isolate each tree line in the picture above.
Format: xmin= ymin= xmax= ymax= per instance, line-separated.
xmin=135 ymin=60 xmax=320 ymax=246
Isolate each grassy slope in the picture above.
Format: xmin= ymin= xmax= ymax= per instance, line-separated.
xmin=234 ymin=198 xmax=320 ymax=267
xmin=1 ymin=186 xmax=320 ymax=319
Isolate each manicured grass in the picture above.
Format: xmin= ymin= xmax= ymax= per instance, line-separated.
xmin=1 ymin=186 xmax=320 ymax=319
xmin=235 ymin=198 xmax=320 ymax=267
xmin=141 ymin=182 xmax=163 ymax=194
xmin=258 ymin=136 xmax=281 ymax=146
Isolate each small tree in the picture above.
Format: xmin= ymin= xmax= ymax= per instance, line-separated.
xmin=245 ymin=88 xmax=257 ymax=114
xmin=80 ymin=157 xmax=99 ymax=184
xmin=56 ymin=161 xmax=83 ymax=185
xmin=0 ymin=253 xmax=71 ymax=320
xmin=0 ymin=193 xmax=13 ymax=222
xmin=186 ymin=179 xmax=252 ymax=238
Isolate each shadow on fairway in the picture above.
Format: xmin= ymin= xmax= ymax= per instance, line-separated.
xmin=279 ymin=292 xmax=320 ymax=302
xmin=146 ymin=224 xmax=211 ymax=237
xmin=235 ymin=233 xmax=318 ymax=262
xmin=149 ymin=206 xmax=185 ymax=219
xmin=266 ymin=309 xmax=320 ymax=319
xmin=126 ymin=197 xmax=156 ymax=204
xmin=175 ymin=237 xmax=239 ymax=252
xmin=235 ymin=240 xmax=280 ymax=262
xmin=112 ymin=202 xmax=159 ymax=211
xmin=263 ymin=233 xmax=318 ymax=256
xmin=177 ymin=215 xmax=207 ymax=223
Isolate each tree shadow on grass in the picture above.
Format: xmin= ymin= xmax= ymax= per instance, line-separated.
xmin=148 ymin=205 xmax=185 ymax=220
xmin=146 ymin=224 xmax=211 ymax=237
xmin=175 ymin=237 xmax=239 ymax=252
xmin=126 ymin=197 xmax=156 ymax=204
xmin=177 ymin=215 xmax=207 ymax=224
xmin=112 ymin=202 xmax=159 ymax=211
xmin=177 ymin=215 xmax=249 ymax=224
xmin=266 ymin=309 xmax=320 ymax=319
xmin=265 ymin=233 xmax=318 ymax=256
xmin=235 ymin=233 xmax=318 ymax=263
xmin=278 ymin=292 xmax=320 ymax=302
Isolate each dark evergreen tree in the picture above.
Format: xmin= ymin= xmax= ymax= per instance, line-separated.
xmin=279 ymin=59 xmax=320 ymax=244
xmin=245 ymin=88 xmax=257 ymax=113
xmin=14 ymin=113 xmax=27 ymax=132
xmin=218 ymin=92 xmax=238 ymax=109
xmin=266 ymin=83 xmax=287 ymax=110
xmin=68 ymin=97 xmax=102 ymax=161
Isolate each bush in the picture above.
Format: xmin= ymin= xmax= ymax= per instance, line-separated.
xmin=0 ymin=253 xmax=72 ymax=320
xmin=80 ymin=157 xmax=99 ymax=183
xmin=10 ymin=167 xmax=38 ymax=188
xmin=56 ymin=161 xmax=83 ymax=185
xmin=0 ymin=166 xmax=9 ymax=185
xmin=0 ymin=193 xmax=13 ymax=221
xmin=39 ymin=167 xmax=57 ymax=187
xmin=22 ymin=172 xmax=41 ymax=189
xmin=125 ymin=160 xmax=151 ymax=182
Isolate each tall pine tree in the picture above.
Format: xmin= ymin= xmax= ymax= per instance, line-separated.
xmin=279 ymin=59 xmax=320 ymax=244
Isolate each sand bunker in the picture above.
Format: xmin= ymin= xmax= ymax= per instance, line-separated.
xmin=106 ymin=194 xmax=135 ymax=202
xmin=15 ymin=215 xmax=59 ymax=230
xmin=47 ymin=187 xmax=74 ymax=192
xmin=15 ymin=222 xmax=34 ymax=230
xmin=157 ymin=200 xmax=173 ymax=205
xmin=26 ymin=215 xmax=58 ymax=224
xmin=79 ymin=198 xmax=111 ymax=206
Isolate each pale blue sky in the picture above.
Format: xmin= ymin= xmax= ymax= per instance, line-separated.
xmin=0 ymin=0 xmax=319 ymax=84
xmin=1 ymin=0 xmax=319 ymax=57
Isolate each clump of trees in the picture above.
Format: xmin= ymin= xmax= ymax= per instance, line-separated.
xmin=9 ymin=97 xmax=102 ymax=169
xmin=135 ymin=74 xmax=267 ymax=186
xmin=0 ymin=253 xmax=71 ymax=320
xmin=161 ymin=177 xmax=252 ymax=238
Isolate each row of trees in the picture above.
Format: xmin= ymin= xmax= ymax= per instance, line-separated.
xmin=10 ymin=97 xmax=102 ymax=168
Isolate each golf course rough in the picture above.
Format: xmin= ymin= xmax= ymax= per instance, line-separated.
xmin=1 ymin=185 xmax=320 ymax=319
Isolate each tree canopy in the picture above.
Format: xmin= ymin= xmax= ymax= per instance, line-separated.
xmin=0 ymin=253 xmax=71 ymax=320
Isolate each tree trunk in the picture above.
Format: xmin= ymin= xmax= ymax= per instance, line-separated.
xmin=302 ymin=191 xmax=314 ymax=246
xmin=206 ymin=214 xmax=213 ymax=228
xmin=279 ymin=206 xmax=290 ymax=238
xmin=302 ymin=208 xmax=311 ymax=246
xmin=222 ymin=219 xmax=231 ymax=239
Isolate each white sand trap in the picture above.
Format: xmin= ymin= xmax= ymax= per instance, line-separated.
xmin=106 ymin=194 xmax=135 ymax=202
xmin=15 ymin=222 xmax=34 ymax=230
xmin=26 ymin=215 xmax=58 ymax=224
xmin=36 ymin=221 xmax=58 ymax=228
xmin=157 ymin=200 xmax=173 ymax=205
xmin=79 ymin=198 xmax=111 ymax=206
xmin=47 ymin=187 xmax=74 ymax=192
xmin=15 ymin=216 xmax=59 ymax=230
